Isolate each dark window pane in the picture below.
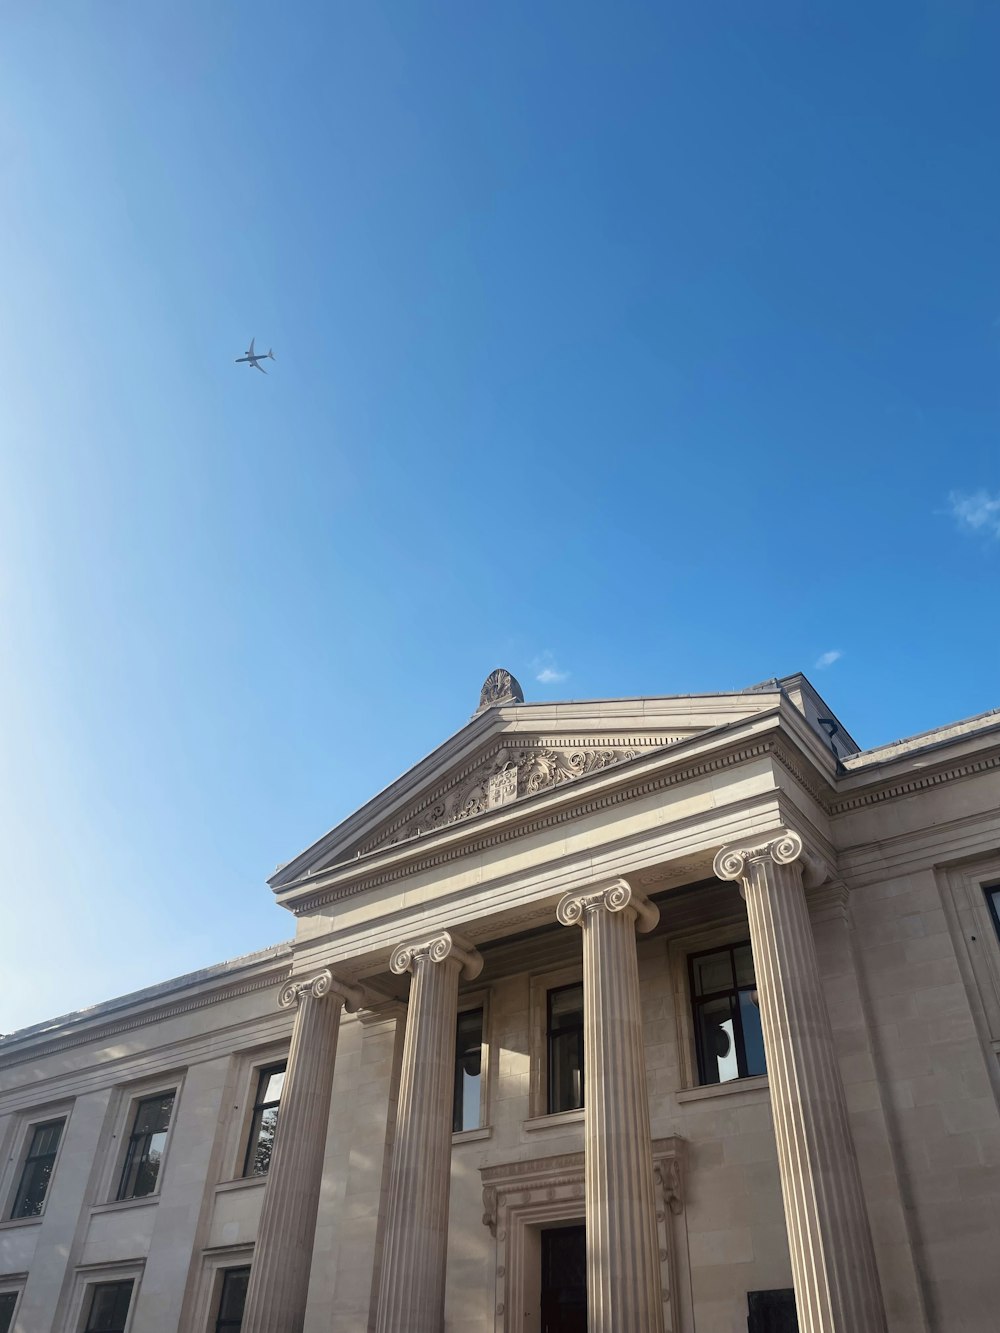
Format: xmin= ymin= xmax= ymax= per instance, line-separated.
xmin=747 ymin=1287 xmax=799 ymax=1331
xmin=0 ymin=1292 xmax=17 ymax=1333
xmin=85 ymin=1280 xmax=133 ymax=1333
xmin=691 ymin=941 xmax=765 ymax=1087
xmin=733 ymin=944 xmax=756 ymax=988
xmin=739 ymin=989 xmax=767 ymax=1077
xmin=549 ymin=1030 xmax=584 ymax=1112
xmin=11 ymin=1119 xmax=64 ymax=1219
xmin=118 ymin=1093 xmax=174 ymax=1200
xmin=243 ymin=1063 xmax=287 ymax=1178
xmin=549 ymin=984 xmax=584 ymax=1028
xmin=216 ymin=1266 xmax=250 ymax=1329
xmin=547 ymin=985 xmax=584 ymax=1113
xmin=249 ymin=1107 xmax=279 ymax=1176
xmin=453 ymin=1009 xmax=483 ymax=1133
xmin=695 ymin=995 xmax=739 ymax=1084
xmin=692 ymin=950 xmax=734 ymax=997
xmin=985 ymin=886 xmax=1000 ymax=940
xmin=133 ymin=1095 xmax=173 ymax=1135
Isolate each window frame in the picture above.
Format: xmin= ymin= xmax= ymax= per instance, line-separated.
xmin=214 ymin=1265 xmax=251 ymax=1332
xmin=4 ymin=1111 xmax=68 ymax=1222
xmin=528 ymin=964 xmax=584 ymax=1120
xmin=688 ymin=941 xmax=766 ymax=1086
xmin=241 ymin=1063 xmax=287 ymax=1178
xmin=451 ymin=987 xmax=492 ymax=1141
xmin=667 ymin=916 xmax=771 ymax=1094
xmin=65 ymin=1263 xmax=142 ymax=1333
xmin=116 ymin=1091 xmax=176 ymax=1202
xmin=192 ymin=1244 xmax=254 ymax=1333
xmin=938 ymin=860 xmax=1000 ymax=1068
xmin=546 ymin=982 xmax=585 ymax=1115
xmin=101 ymin=1078 xmax=183 ymax=1206
xmin=81 ymin=1278 xmax=134 ymax=1333
xmin=0 ymin=1284 xmax=22 ymax=1333
xmin=983 ymin=881 xmax=1000 ymax=943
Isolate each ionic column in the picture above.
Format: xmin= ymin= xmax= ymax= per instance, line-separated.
xmin=375 ymin=930 xmax=483 ymax=1333
xmin=714 ymin=831 xmax=887 ymax=1333
xmin=557 ymin=880 xmax=664 ymax=1333
xmin=242 ymin=969 xmax=362 ymax=1333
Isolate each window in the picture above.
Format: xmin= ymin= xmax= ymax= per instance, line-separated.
xmin=0 ymin=1292 xmax=17 ymax=1333
xmin=10 ymin=1118 xmax=64 ymax=1218
xmin=117 ymin=1093 xmax=174 ymax=1200
xmin=243 ymin=1064 xmax=286 ymax=1177
xmin=215 ymin=1267 xmax=250 ymax=1331
xmin=453 ymin=1009 xmax=484 ymax=1132
xmin=747 ymin=1287 xmax=798 ymax=1331
xmin=984 ymin=883 xmax=1000 ymax=942
xmin=83 ymin=1280 xmax=133 ymax=1333
xmin=547 ymin=983 xmax=585 ymax=1113
xmin=690 ymin=942 xmax=766 ymax=1085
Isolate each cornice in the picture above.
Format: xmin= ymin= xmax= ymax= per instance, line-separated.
xmin=0 ymin=965 xmax=288 ymax=1069
xmin=286 ymin=732 xmax=782 ymax=915
xmin=828 ymin=749 xmax=1000 ymax=815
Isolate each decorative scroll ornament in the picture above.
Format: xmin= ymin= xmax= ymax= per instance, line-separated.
xmin=277 ymin=968 xmax=364 ymax=1012
xmin=556 ymin=878 xmax=660 ymax=934
xmin=478 ymin=668 xmax=525 ymax=712
xmin=655 ymin=1157 xmax=684 ymax=1216
xmin=713 ymin=829 xmax=827 ymax=890
xmin=389 ymin=929 xmax=484 ymax=981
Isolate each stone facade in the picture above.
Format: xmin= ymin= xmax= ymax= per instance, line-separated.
xmin=1 ymin=673 xmax=999 ymax=1332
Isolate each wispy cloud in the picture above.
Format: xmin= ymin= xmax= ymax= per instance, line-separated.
xmin=533 ymin=652 xmax=569 ymax=685
xmin=947 ymin=489 xmax=1000 ymax=538
xmin=815 ymin=650 xmax=843 ymax=669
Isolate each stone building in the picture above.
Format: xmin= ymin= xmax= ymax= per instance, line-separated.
xmin=2 ymin=671 xmax=1000 ymax=1333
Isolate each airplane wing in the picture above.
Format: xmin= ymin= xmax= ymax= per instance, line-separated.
xmin=254 ymin=361 xmax=267 ymax=374
xmin=247 ymin=337 xmax=256 ymax=357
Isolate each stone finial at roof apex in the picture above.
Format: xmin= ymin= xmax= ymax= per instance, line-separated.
xmin=477 ymin=667 xmax=525 ymax=713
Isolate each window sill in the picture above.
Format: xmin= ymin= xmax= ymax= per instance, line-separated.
xmin=675 ymin=1074 xmax=769 ymax=1104
xmin=215 ymin=1175 xmax=269 ymax=1194
xmin=452 ymin=1126 xmax=492 ymax=1145
xmin=0 ymin=1215 xmax=44 ymax=1231
xmin=523 ymin=1107 xmax=585 ymax=1132
xmin=90 ymin=1195 xmax=160 ymax=1216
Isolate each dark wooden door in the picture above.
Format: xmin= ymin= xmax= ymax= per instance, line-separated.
xmin=747 ymin=1288 xmax=799 ymax=1332
xmin=540 ymin=1225 xmax=587 ymax=1333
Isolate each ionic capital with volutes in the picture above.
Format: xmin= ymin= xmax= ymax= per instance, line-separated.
xmin=556 ymin=878 xmax=660 ymax=934
xmin=277 ymin=968 xmax=365 ymax=1013
xmin=713 ymin=828 xmax=829 ymax=894
xmin=389 ymin=929 xmax=483 ymax=981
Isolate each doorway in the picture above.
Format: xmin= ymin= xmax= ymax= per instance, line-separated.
xmin=540 ymin=1225 xmax=587 ymax=1333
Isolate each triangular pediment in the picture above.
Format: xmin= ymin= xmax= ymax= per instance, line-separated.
xmin=269 ymin=674 xmax=856 ymax=891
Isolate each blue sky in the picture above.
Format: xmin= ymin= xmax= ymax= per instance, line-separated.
xmin=1 ymin=2 xmax=997 ymax=1032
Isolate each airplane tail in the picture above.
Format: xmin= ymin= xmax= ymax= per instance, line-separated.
xmin=268 ymin=349 xmax=275 ymax=360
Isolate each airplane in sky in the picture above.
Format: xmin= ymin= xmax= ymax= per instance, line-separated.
xmin=235 ymin=338 xmax=275 ymax=374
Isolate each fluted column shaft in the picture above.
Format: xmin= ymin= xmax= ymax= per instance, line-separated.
xmin=557 ymin=881 xmax=664 ymax=1333
xmin=715 ymin=832 xmax=887 ymax=1333
xmin=242 ymin=970 xmax=361 ymax=1333
xmin=375 ymin=931 xmax=483 ymax=1333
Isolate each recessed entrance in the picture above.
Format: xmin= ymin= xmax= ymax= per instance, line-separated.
xmin=540 ymin=1225 xmax=587 ymax=1333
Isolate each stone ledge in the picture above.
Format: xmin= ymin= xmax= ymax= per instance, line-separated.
xmin=452 ymin=1125 xmax=492 ymax=1145
xmin=523 ymin=1107 xmax=585 ymax=1132
xmin=675 ymin=1073 xmax=769 ymax=1104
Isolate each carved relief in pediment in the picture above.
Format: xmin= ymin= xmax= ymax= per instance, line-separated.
xmin=353 ymin=739 xmax=676 ymax=857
